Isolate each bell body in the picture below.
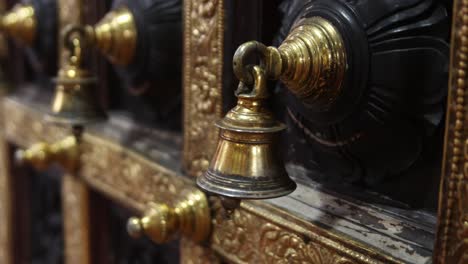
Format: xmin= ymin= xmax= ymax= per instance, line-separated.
xmin=200 ymin=127 xmax=295 ymax=199
xmin=47 ymin=64 xmax=107 ymax=126
xmin=197 ymin=67 xmax=296 ymax=200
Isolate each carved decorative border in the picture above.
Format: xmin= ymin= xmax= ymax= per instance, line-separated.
xmin=3 ymin=97 xmax=403 ymax=264
xmin=58 ymin=1 xmax=88 ymax=263
xmin=182 ymin=0 xmax=224 ymax=177
xmin=62 ymin=174 xmax=90 ymax=264
xmin=434 ymin=0 xmax=468 ymax=263
xmin=0 ymin=98 xmax=12 ymax=264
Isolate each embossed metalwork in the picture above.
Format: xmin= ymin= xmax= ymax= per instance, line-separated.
xmin=180 ymin=238 xmax=220 ymax=264
xmin=3 ymin=97 xmax=403 ymax=264
xmin=183 ymin=0 xmax=224 ymax=177
xmin=1 ymin=4 xmax=37 ymax=45
xmin=0 ymin=99 xmax=12 ymax=264
xmin=57 ymin=1 xmax=89 ymax=263
xmin=62 ymin=174 xmax=91 ymax=264
xmin=434 ymin=0 xmax=468 ymax=263
xmin=198 ymin=66 xmax=296 ymax=199
xmin=127 ymin=189 xmax=211 ymax=243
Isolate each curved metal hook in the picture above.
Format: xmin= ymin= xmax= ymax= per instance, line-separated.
xmin=233 ymin=41 xmax=269 ymax=86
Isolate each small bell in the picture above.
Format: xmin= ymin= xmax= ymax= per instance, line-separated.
xmin=197 ymin=66 xmax=296 ymax=199
xmin=46 ymin=28 xmax=107 ymax=126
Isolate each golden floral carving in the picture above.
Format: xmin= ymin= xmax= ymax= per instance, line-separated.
xmin=183 ymin=0 xmax=224 ymax=177
xmin=180 ymin=238 xmax=220 ymax=264
xmin=212 ymin=206 xmax=361 ymax=264
xmin=78 ymin=134 xmax=187 ymax=212
xmin=62 ymin=175 xmax=90 ymax=264
xmin=0 ymin=99 xmax=12 ymax=264
xmin=433 ymin=0 xmax=468 ymax=263
xmin=3 ymin=96 xmax=405 ymax=264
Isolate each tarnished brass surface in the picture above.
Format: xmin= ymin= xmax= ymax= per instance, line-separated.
xmin=233 ymin=17 xmax=346 ymax=109
xmin=0 ymin=4 xmax=36 ymax=45
xmin=198 ymin=66 xmax=295 ymax=199
xmin=86 ymin=6 xmax=137 ymax=66
xmin=127 ymin=189 xmax=211 ymax=244
xmin=48 ymin=28 xmax=106 ymax=125
xmin=16 ymin=136 xmax=79 ymax=172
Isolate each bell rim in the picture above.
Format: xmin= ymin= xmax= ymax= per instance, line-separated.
xmin=45 ymin=112 xmax=108 ymax=126
xmin=197 ymin=170 xmax=297 ymax=200
xmin=215 ymin=119 xmax=286 ymax=134
xmin=52 ymin=77 xmax=98 ymax=85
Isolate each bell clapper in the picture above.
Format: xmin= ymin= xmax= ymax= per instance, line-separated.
xmin=219 ymin=196 xmax=241 ymax=218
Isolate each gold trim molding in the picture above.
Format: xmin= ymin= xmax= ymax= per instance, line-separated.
xmin=3 ymin=96 xmax=403 ymax=263
xmin=183 ymin=0 xmax=224 ymax=177
xmin=434 ymin=0 xmax=468 ymax=263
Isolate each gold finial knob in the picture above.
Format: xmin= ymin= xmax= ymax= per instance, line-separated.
xmin=16 ymin=136 xmax=79 ymax=171
xmin=1 ymin=4 xmax=36 ymax=45
xmin=85 ymin=6 xmax=137 ymax=66
xmin=233 ymin=17 xmax=347 ymax=110
xmin=126 ymin=217 xmax=144 ymax=238
xmin=126 ymin=189 xmax=211 ymax=244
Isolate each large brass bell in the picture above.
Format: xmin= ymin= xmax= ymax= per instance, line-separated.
xmin=47 ymin=29 xmax=107 ymax=125
xmin=197 ymin=17 xmax=348 ymax=200
xmin=197 ymin=66 xmax=296 ymax=199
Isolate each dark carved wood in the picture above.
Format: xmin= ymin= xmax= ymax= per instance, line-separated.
xmin=275 ymin=0 xmax=450 ymax=208
xmin=109 ymin=0 xmax=182 ymax=130
xmin=24 ymin=0 xmax=57 ymax=81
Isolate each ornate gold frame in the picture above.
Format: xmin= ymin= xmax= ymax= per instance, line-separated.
xmin=433 ymin=0 xmax=468 ymax=262
xmin=0 ymin=0 xmax=465 ymax=263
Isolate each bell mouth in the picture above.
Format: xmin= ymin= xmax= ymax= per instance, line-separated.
xmin=44 ymin=112 xmax=108 ymax=126
xmin=197 ymin=169 xmax=296 ymax=200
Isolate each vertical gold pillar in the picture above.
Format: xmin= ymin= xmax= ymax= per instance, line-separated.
xmin=62 ymin=175 xmax=90 ymax=264
xmin=57 ymin=1 xmax=91 ymax=264
xmin=0 ymin=102 xmax=12 ymax=264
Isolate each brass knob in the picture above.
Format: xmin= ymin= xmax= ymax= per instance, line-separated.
xmin=1 ymin=4 xmax=36 ymax=45
xmin=126 ymin=189 xmax=211 ymax=244
xmin=61 ymin=6 xmax=137 ymax=67
xmin=86 ymin=6 xmax=137 ymax=66
xmin=233 ymin=17 xmax=346 ymax=110
xmin=15 ymin=136 xmax=79 ymax=171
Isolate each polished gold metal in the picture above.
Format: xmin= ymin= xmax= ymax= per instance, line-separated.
xmin=85 ymin=6 xmax=137 ymax=65
xmin=48 ymin=30 xmax=107 ymax=125
xmin=0 ymin=3 xmax=36 ymax=45
xmin=126 ymin=189 xmax=211 ymax=244
xmin=197 ymin=66 xmax=296 ymax=199
xmin=15 ymin=136 xmax=79 ymax=171
xmin=233 ymin=17 xmax=346 ymax=109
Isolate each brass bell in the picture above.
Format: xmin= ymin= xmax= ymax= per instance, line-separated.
xmin=46 ymin=28 xmax=107 ymax=126
xmin=197 ymin=66 xmax=296 ymax=199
